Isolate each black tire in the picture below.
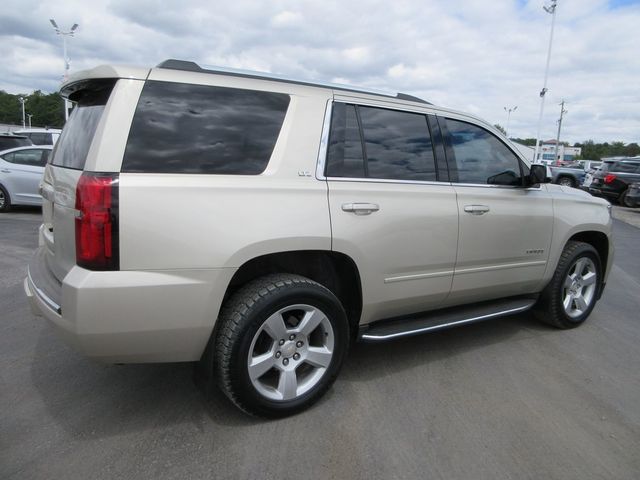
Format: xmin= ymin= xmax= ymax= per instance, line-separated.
xmin=557 ymin=176 xmax=575 ymax=188
xmin=534 ymin=241 xmax=601 ymax=329
xmin=620 ymin=189 xmax=633 ymax=207
xmin=211 ymin=273 xmax=349 ymax=417
xmin=0 ymin=185 xmax=11 ymax=212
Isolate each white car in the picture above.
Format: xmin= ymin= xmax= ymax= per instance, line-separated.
xmin=25 ymin=60 xmax=613 ymax=417
xmin=0 ymin=146 xmax=52 ymax=211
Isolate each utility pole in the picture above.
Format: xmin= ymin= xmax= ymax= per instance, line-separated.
xmin=554 ymin=100 xmax=568 ymax=164
xmin=533 ymin=0 xmax=558 ymax=164
xmin=50 ymin=19 xmax=79 ymax=121
xmin=27 ymin=114 xmax=33 ymax=128
xmin=504 ymin=106 xmax=517 ymax=138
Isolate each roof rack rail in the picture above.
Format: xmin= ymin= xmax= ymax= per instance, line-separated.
xmin=156 ymin=59 xmax=431 ymax=105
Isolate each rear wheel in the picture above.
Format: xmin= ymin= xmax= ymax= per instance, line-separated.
xmin=620 ymin=189 xmax=633 ymax=207
xmin=535 ymin=241 xmax=601 ymax=329
xmin=212 ymin=274 xmax=349 ymax=417
xmin=0 ymin=185 xmax=11 ymax=212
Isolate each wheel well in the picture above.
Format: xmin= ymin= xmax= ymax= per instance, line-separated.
xmin=224 ymin=251 xmax=363 ymax=333
xmin=568 ymin=231 xmax=609 ymax=271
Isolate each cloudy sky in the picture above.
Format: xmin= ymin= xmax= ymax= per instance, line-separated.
xmin=1 ymin=0 xmax=638 ymax=143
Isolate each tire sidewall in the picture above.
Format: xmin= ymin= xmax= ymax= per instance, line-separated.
xmin=554 ymin=246 xmax=601 ymax=325
xmin=227 ymin=283 xmax=349 ymax=416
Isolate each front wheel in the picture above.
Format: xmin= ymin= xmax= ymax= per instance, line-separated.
xmin=535 ymin=241 xmax=601 ymax=329
xmin=212 ymin=274 xmax=349 ymax=417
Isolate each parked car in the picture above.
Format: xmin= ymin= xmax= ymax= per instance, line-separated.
xmin=0 ymin=146 xmax=52 ymax=211
xmin=0 ymin=133 xmax=32 ymax=151
xmin=25 ymin=60 xmax=614 ymax=417
xmin=624 ymin=183 xmax=640 ymax=208
xmin=14 ymin=128 xmax=62 ymax=146
xmin=589 ymin=159 xmax=640 ymax=204
xmin=550 ymin=163 xmax=586 ymax=188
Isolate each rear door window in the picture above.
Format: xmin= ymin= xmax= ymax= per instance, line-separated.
xmin=326 ymin=103 xmax=437 ymax=181
xmin=122 ymin=81 xmax=290 ymax=175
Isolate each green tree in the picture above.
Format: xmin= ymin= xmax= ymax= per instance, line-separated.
xmin=0 ymin=90 xmax=65 ymax=128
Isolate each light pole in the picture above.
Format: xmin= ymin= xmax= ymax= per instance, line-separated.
xmin=533 ymin=0 xmax=558 ymax=164
xmin=50 ymin=19 xmax=79 ymax=121
xmin=18 ymin=97 xmax=27 ymax=128
xmin=503 ymin=105 xmax=517 ymax=138
xmin=27 ymin=114 xmax=33 ymax=128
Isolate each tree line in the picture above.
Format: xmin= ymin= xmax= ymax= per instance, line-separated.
xmin=0 ymin=90 xmax=65 ymax=129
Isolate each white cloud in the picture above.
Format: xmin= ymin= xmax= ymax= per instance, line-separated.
xmin=0 ymin=0 xmax=638 ymax=143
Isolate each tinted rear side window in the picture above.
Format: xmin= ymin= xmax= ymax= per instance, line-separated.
xmin=122 ymin=81 xmax=290 ymax=175
xmin=51 ymin=79 xmax=115 ymax=170
xmin=326 ymin=103 xmax=437 ymax=181
xmin=326 ymin=103 xmax=365 ymax=178
xmin=359 ymin=106 xmax=436 ymax=181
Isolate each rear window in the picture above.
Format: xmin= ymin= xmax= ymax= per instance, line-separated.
xmin=51 ymin=79 xmax=115 ymax=170
xmin=28 ymin=133 xmax=53 ymax=145
xmin=611 ymin=161 xmax=640 ymax=173
xmin=0 ymin=136 xmax=31 ymax=150
xmin=121 ymin=81 xmax=290 ymax=175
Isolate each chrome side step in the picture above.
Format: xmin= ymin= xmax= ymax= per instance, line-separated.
xmin=358 ymin=296 xmax=537 ymax=342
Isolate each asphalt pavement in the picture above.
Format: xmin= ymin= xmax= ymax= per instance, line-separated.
xmin=1 ymin=207 xmax=639 ymax=480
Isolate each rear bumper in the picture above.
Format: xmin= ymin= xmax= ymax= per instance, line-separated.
xmin=25 ymin=247 xmax=236 ymax=363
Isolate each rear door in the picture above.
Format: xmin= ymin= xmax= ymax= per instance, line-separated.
xmin=325 ymin=100 xmax=458 ymax=323
xmin=440 ymin=117 xmax=553 ymax=305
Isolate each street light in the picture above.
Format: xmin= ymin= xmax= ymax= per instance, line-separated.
xmin=533 ymin=0 xmax=558 ymax=164
xmin=18 ymin=96 xmax=27 ymax=128
xmin=503 ymin=105 xmax=517 ymax=138
xmin=50 ymin=19 xmax=79 ymax=121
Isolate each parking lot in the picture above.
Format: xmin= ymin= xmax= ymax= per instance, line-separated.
xmin=1 ymin=207 xmax=639 ymax=480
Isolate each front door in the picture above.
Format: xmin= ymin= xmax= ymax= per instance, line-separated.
xmin=439 ymin=117 xmax=554 ymax=305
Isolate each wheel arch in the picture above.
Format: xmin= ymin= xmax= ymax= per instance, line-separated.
xmin=567 ymin=230 xmax=609 ymax=274
xmin=222 ymin=250 xmax=363 ymax=335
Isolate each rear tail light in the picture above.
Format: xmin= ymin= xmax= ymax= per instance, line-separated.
xmin=75 ymin=172 xmax=119 ymax=270
xmin=604 ymin=174 xmax=617 ymax=185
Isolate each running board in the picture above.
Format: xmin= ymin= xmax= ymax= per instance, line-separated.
xmin=358 ymin=296 xmax=537 ymax=342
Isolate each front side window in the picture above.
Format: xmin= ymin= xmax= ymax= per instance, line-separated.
xmin=326 ymin=103 xmax=437 ymax=181
xmin=122 ymin=81 xmax=290 ymax=175
xmin=446 ymin=119 xmax=523 ymax=186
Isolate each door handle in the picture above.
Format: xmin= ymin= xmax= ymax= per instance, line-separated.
xmin=342 ymin=203 xmax=380 ymax=215
xmin=464 ymin=205 xmax=490 ymax=215
xmin=1 ymin=169 xmax=10 ymax=173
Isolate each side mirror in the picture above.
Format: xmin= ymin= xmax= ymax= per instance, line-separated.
xmin=529 ymin=164 xmax=551 ymax=185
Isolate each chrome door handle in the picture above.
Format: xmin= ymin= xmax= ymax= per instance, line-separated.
xmin=342 ymin=203 xmax=380 ymax=215
xmin=464 ymin=205 xmax=490 ymax=215
xmin=0 ymin=169 xmax=10 ymax=173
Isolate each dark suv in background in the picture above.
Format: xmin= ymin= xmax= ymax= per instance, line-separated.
xmin=589 ymin=158 xmax=640 ymax=205
xmin=0 ymin=134 xmax=32 ymax=151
